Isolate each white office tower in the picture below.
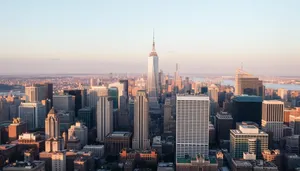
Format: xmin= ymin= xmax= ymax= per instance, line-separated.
xmin=51 ymin=152 xmax=66 ymax=171
xmin=147 ymin=32 xmax=160 ymax=109
xmin=176 ymin=94 xmax=210 ymax=163
xmin=88 ymin=86 xmax=108 ymax=108
xmin=262 ymin=100 xmax=284 ymax=141
xmin=132 ymin=90 xmax=150 ymax=150
xmin=19 ymin=102 xmax=46 ymax=130
xmin=68 ymin=122 xmax=88 ymax=147
xmin=96 ymin=96 xmax=113 ymax=142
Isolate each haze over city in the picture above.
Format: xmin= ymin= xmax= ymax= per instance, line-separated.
xmin=0 ymin=0 xmax=299 ymax=76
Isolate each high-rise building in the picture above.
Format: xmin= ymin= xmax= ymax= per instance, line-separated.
xmin=88 ymin=86 xmax=108 ymax=109
xmin=147 ymin=32 xmax=159 ymax=109
xmin=63 ymin=89 xmax=87 ymax=117
xmin=208 ymin=84 xmax=219 ymax=103
xmin=132 ymin=90 xmax=150 ymax=150
xmin=51 ymin=152 xmax=66 ymax=171
xmin=262 ymin=100 xmax=284 ymax=141
xmin=230 ymin=124 xmax=268 ymax=159
xmin=45 ymin=108 xmax=60 ymax=139
xmin=68 ymin=122 xmax=88 ymax=147
xmin=215 ymin=112 xmax=233 ymax=145
xmin=163 ymin=98 xmax=175 ymax=134
xmin=44 ymin=83 xmax=53 ymax=108
xmin=176 ymin=94 xmax=209 ymax=162
xmin=96 ymin=96 xmax=113 ymax=142
xmin=78 ymin=107 xmax=94 ymax=129
xmin=19 ymin=102 xmax=46 ymax=130
xmin=278 ymin=88 xmax=288 ymax=101
xmin=235 ymin=69 xmax=264 ymax=98
xmin=231 ymin=95 xmax=263 ymax=127
xmin=53 ymin=95 xmax=74 ymax=112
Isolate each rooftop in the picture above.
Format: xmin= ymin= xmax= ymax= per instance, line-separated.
xmin=107 ymin=131 xmax=132 ymax=138
xmin=4 ymin=160 xmax=45 ymax=169
xmin=233 ymin=95 xmax=262 ymax=102
xmin=263 ymin=100 xmax=284 ymax=105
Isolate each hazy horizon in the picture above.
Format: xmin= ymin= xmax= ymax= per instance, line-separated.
xmin=1 ymin=0 xmax=299 ymax=76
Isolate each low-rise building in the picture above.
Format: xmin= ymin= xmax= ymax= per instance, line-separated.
xmin=104 ymin=131 xmax=132 ymax=155
xmin=3 ymin=160 xmax=45 ymax=171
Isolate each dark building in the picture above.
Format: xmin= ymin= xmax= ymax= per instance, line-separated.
xmin=78 ymin=107 xmax=94 ymax=129
xmin=215 ymin=112 xmax=233 ymax=145
xmin=108 ymin=88 xmax=118 ymax=109
xmin=44 ymin=83 xmax=53 ymax=108
xmin=201 ymin=87 xmax=208 ymax=94
xmin=64 ymin=89 xmax=87 ymax=117
xmin=231 ymin=95 xmax=263 ymax=127
xmin=104 ymin=131 xmax=132 ymax=155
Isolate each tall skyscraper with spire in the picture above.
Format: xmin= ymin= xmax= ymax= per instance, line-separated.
xmin=147 ymin=30 xmax=159 ymax=109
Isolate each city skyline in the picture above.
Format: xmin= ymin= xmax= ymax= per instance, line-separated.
xmin=1 ymin=0 xmax=300 ymax=76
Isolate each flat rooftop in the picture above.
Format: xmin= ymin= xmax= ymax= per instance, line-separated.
xmin=4 ymin=160 xmax=45 ymax=169
xmin=107 ymin=131 xmax=132 ymax=138
xmin=263 ymin=100 xmax=284 ymax=104
xmin=233 ymin=95 xmax=262 ymax=102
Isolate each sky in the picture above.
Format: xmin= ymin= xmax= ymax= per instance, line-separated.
xmin=0 ymin=0 xmax=299 ymax=76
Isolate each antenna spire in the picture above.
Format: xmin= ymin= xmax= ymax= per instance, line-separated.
xmin=152 ymin=28 xmax=155 ymax=52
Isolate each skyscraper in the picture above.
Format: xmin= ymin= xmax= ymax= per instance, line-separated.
xmin=147 ymin=31 xmax=159 ymax=109
xmin=45 ymin=107 xmax=60 ymax=139
xmin=68 ymin=122 xmax=88 ymax=147
xmin=235 ymin=69 xmax=264 ymax=98
xmin=132 ymin=90 xmax=150 ymax=150
xmin=176 ymin=94 xmax=210 ymax=162
xmin=262 ymin=100 xmax=284 ymax=141
xmin=19 ymin=102 xmax=46 ymax=130
xmin=231 ymin=95 xmax=263 ymax=127
xmin=96 ymin=96 xmax=113 ymax=142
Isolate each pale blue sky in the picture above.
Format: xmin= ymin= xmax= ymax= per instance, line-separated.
xmin=0 ymin=0 xmax=299 ymax=76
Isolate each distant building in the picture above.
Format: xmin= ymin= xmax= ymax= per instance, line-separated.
xmin=68 ymin=122 xmax=88 ymax=147
xmin=104 ymin=131 xmax=132 ymax=155
xmin=234 ymin=69 xmax=264 ymax=98
xmin=78 ymin=107 xmax=94 ymax=129
xmin=45 ymin=108 xmax=60 ymax=139
xmin=66 ymin=136 xmax=81 ymax=150
xmin=63 ymin=89 xmax=87 ymax=117
xmin=284 ymin=107 xmax=300 ymax=125
xmin=230 ymin=124 xmax=268 ymax=159
xmin=284 ymin=153 xmax=300 ymax=171
xmin=262 ymin=149 xmax=281 ymax=169
xmin=19 ymin=102 xmax=46 ymax=130
xmin=53 ymin=95 xmax=74 ymax=112
xmin=3 ymin=160 xmax=45 ymax=171
xmin=176 ymin=94 xmax=209 ymax=162
xmin=208 ymin=84 xmax=219 ymax=103
xmin=231 ymin=95 xmax=262 ymax=127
